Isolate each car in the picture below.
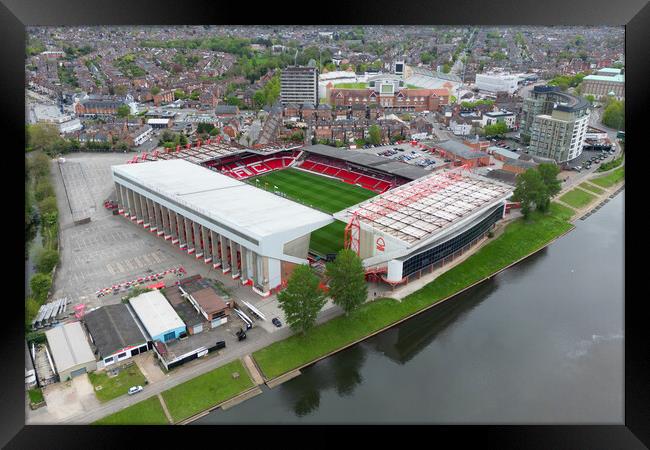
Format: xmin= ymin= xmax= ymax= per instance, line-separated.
xmin=236 ymin=328 xmax=247 ymax=341
xmin=272 ymin=317 xmax=282 ymax=328
xmin=128 ymin=386 xmax=143 ymax=395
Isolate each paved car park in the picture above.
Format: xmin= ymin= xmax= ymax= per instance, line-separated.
xmin=353 ymin=142 xmax=448 ymax=171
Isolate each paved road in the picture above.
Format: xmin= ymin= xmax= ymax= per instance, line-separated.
xmin=55 ymin=303 xmax=345 ymax=424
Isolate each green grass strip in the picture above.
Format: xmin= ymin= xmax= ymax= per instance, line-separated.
xmin=161 ymin=359 xmax=254 ymax=423
xmin=559 ymin=188 xmax=597 ymax=209
xmin=579 ymin=182 xmax=605 ymax=195
xmin=88 ymin=364 xmax=147 ymax=403
xmin=93 ymin=396 xmax=169 ymax=425
xmin=253 ymin=203 xmax=574 ymax=379
xmin=591 ymin=166 xmax=625 ymax=188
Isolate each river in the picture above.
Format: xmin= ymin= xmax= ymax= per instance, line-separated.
xmin=195 ymin=191 xmax=624 ymax=424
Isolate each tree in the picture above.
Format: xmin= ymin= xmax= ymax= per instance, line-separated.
xmin=197 ymin=123 xmax=215 ymax=134
xmin=116 ymin=105 xmax=130 ymax=118
xmin=27 ymin=124 xmax=60 ymax=153
xmin=484 ymin=121 xmax=508 ymax=137
xmin=513 ymin=168 xmax=548 ymax=218
xmin=537 ymin=163 xmax=562 ymax=200
xmin=368 ymin=124 xmax=381 ymax=145
xmin=602 ymin=98 xmax=624 ymax=130
xmin=209 ymin=127 xmax=220 ymax=136
xmin=277 ymin=264 xmax=326 ymax=335
xmin=29 ymin=152 xmax=52 ymax=177
xmin=34 ymin=179 xmax=54 ymax=202
xmin=325 ymin=249 xmax=368 ymax=315
xmin=38 ymin=196 xmax=58 ymax=216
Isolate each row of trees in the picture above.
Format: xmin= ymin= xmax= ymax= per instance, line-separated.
xmin=26 ymin=152 xmax=61 ymax=329
xmin=512 ymin=163 xmax=562 ymax=218
xmin=252 ymin=73 xmax=281 ymax=108
xmin=278 ymin=249 xmax=367 ymax=335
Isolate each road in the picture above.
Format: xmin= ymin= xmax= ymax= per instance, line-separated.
xmin=52 ymin=303 xmax=345 ymax=424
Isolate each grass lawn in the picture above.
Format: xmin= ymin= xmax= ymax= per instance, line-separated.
xmin=253 ymin=203 xmax=574 ymax=379
xmin=251 ymin=169 xmax=376 ymax=255
xmin=28 ymin=388 xmax=44 ymax=404
xmin=88 ymin=364 xmax=147 ymax=403
xmin=333 ymin=82 xmax=367 ymax=89
xmin=579 ymin=182 xmax=605 ymax=195
xmin=93 ymin=396 xmax=169 ymax=425
xmin=591 ymin=166 xmax=625 ymax=188
xmin=161 ymin=359 xmax=254 ymax=423
xmin=559 ymin=188 xmax=597 ymax=209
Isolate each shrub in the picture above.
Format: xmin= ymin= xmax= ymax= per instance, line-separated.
xmin=30 ymin=273 xmax=52 ymax=302
xmin=35 ymin=248 xmax=59 ymax=274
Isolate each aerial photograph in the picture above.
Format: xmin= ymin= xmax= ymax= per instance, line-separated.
xmin=24 ymin=25 xmax=625 ymax=425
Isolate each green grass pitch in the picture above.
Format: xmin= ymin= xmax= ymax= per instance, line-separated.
xmin=250 ymin=168 xmax=377 ymax=255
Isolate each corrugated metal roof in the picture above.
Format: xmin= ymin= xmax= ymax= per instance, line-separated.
xmin=45 ymin=322 xmax=95 ymax=373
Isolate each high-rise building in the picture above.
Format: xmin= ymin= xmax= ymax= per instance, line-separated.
xmin=521 ymin=86 xmax=590 ymax=164
xmin=281 ymin=66 xmax=319 ymax=106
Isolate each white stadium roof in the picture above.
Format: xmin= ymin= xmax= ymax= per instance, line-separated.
xmin=112 ymin=159 xmax=333 ymax=242
xmin=129 ymin=290 xmax=185 ymax=339
xmin=334 ymin=170 xmax=512 ymax=248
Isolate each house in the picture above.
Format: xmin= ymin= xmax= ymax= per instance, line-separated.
xmin=435 ymin=140 xmax=491 ymax=167
xmin=45 ymin=321 xmax=97 ymax=381
xmin=83 ymin=304 xmax=149 ymax=369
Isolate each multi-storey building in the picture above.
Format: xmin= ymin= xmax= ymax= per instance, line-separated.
xmin=280 ymin=66 xmax=319 ymax=106
xmin=475 ymin=72 xmax=520 ymax=95
xmin=525 ymin=88 xmax=590 ymax=164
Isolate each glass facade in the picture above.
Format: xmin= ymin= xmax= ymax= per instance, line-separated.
xmin=401 ymin=205 xmax=504 ymax=277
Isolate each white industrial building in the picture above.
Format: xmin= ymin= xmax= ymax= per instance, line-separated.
xmin=475 ymin=72 xmax=520 ymax=95
xmin=334 ymin=170 xmax=513 ymax=284
xmin=45 ymin=321 xmax=97 ymax=381
xmin=129 ymin=290 xmax=186 ymax=343
xmin=112 ymin=159 xmax=333 ymax=296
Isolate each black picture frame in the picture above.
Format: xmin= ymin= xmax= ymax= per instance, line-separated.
xmin=1 ymin=0 xmax=645 ymax=447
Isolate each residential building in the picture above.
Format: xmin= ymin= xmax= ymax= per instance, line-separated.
xmin=521 ymin=86 xmax=590 ymax=163
xmin=281 ymin=66 xmax=319 ymax=106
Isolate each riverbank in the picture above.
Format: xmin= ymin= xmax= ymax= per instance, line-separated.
xmin=253 ymin=202 xmax=576 ymax=381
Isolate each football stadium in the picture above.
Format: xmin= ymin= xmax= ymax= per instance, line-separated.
xmin=118 ymin=138 xmax=513 ymax=292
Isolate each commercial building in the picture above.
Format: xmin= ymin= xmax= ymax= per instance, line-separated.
xmin=74 ymin=95 xmax=128 ymax=116
xmin=83 ymin=304 xmax=149 ymax=369
xmin=475 ymin=72 xmax=520 ymax=95
xmin=334 ymin=170 xmax=513 ymax=283
xmin=281 ymin=65 xmax=319 ymax=106
xmin=520 ymin=86 xmax=590 ymax=163
xmin=112 ymin=159 xmax=333 ymax=295
xmin=129 ymin=290 xmax=186 ymax=343
xmin=581 ymin=67 xmax=624 ymax=100
xmin=45 ymin=321 xmax=97 ymax=381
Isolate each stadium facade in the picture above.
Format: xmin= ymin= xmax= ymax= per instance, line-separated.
xmin=334 ymin=170 xmax=513 ymax=283
xmin=112 ymin=159 xmax=333 ymax=296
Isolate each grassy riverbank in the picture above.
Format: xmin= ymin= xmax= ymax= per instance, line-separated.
xmin=93 ymin=396 xmax=169 ymax=425
xmin=160 ymin=359 xmax=254 ymax=423
xmin=591 ymin=166 xmax=625 ymax=188
xmin=253 ymin=203 xmax=575 ymax=379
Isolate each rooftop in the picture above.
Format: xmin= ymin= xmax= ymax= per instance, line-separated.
xmin=435 ymin=140 xmax=490 ymax=159
xmin=45 ymin=321 xmax=96 ymax=373
xmin=129 ymin=290 xmax=186 ymax=339
xmin=334 ymin=170 xmax=512 ymax=247
xmin=83 ymin=304 xmax=147 ymax=358
xmin=304 ymin=144 xmax=431 ymax=180
xmin=112 ymin=159 xmax=333 ymax=243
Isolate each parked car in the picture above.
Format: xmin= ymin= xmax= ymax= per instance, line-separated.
xmin=128 ymin=386 xmax=143 ymax=395
xmin=236 ymin=328 xmax=247 ymax=341
xmin=272 ymin=317 xmax=282 ymax=328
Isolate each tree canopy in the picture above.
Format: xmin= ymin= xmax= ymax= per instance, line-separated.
xmin=368 ymin=124 xmax=381 ymax=145
xmin=277 ymin=265 xmax=327 ymax=335
xmin=325 ymin=249 xmax=368 ymax=315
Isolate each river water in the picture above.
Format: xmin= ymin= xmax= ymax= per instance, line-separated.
xmin=195 ymin=192 xmax=624 ymax=424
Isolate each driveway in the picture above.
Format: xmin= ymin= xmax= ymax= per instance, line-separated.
xmin=28 ymin=374 xmax=101 ymax=424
